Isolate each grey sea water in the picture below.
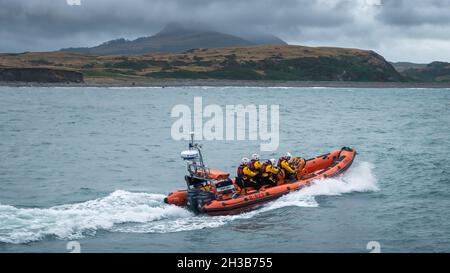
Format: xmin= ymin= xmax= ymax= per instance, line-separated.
xmin=0 ymin=86 xmax=449 ymax=253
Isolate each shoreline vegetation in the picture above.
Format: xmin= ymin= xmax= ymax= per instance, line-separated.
xmin=1 ymin=45 xmax=449 ymax=88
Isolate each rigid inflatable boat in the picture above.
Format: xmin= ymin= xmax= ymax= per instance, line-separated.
xmin=164 ymin=134 xmax=356 ymax=216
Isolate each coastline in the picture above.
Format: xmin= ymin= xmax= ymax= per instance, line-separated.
xmin=1 ymin=79 xmax=450 ymax=89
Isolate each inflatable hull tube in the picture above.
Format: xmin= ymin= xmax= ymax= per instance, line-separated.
xmin=165 ymin=147 xmax=356 ymax=216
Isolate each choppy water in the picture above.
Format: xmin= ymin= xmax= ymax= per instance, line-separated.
xmin=0 ymin=86 xmax=449 ymax=253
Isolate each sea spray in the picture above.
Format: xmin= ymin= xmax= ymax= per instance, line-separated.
xmin=298 ymin=161 xmax=379 ymax=197
xmin=0 ymin=191 xmax=191 ymax=244
xmin=0 ymin=162 xmax=378 ymax=244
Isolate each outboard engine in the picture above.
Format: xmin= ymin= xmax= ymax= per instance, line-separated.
xmin=186 ymin=189 xmax=215 ymax=214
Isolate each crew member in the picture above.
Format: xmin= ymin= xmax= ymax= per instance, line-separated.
xmin=278 ymin=152 xmax=296 ymax=181
xmin=249 ymin=154 xmax=262 ymax=172
xmin=236 ymin=157 xmax=260 ymax=191
xmin=249 ymin=153 xmax=262 ymax=181
xmin=260 ymin=159 xmax=279 ymax=187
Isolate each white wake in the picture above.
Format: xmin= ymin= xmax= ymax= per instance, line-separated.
xmin=0 ymin=162 xmax=378 ymax=244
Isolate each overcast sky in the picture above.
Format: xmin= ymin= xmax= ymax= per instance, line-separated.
xmin=1 ymin=0 xmax=450 ymax=63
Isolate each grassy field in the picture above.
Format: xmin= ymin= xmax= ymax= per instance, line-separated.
xmin=0 ymin=45 xmax=405 ymax=83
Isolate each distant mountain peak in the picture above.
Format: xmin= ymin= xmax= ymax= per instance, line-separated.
xmin=61 ymin=23 xmax=287 ymax=55
xmin=156 ymin=22 xmax=190 ymax=36
xmin=99 ymin=38 xmax=128 ymax=46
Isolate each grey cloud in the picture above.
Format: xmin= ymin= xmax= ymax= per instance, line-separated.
xmin=0 ymin=0 xmax=354 ymax=47
xmin=0 ymin=0 xmax=450 ymax=62
xmin=376 ymin=0 xmax=450 ymax=26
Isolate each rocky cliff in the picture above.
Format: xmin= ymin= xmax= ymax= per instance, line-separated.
xmin=0 ymin=68 xmax=84 ymax=83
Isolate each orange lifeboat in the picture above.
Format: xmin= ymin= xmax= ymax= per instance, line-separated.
xmin=165 ymin=147 xmax=357 ymax=216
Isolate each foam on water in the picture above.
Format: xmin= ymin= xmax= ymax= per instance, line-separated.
xmin=0 ymin=162 xmax=377 ymax=244
xmin=0 ymin=191 xmax=190 ymax=244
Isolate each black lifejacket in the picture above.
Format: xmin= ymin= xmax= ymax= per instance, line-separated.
xmin=260 ymin=161 xmax=272 ymax=175
xmin=237 ymin=164 xmax=245 ymax=177
xmin=277 ymin=157 xmax=289 ymax=167
xmin=249 ymin=160 xmax=260 ymax=171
